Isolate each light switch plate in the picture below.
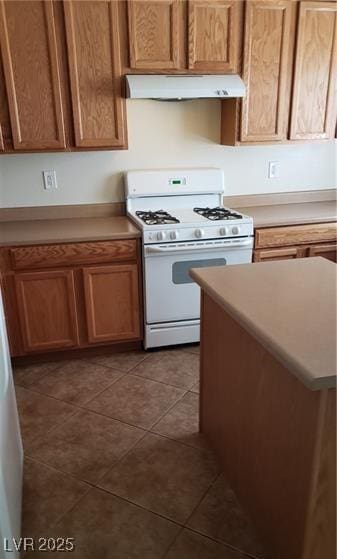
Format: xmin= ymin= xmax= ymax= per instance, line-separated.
xmin=43 ymin=170 xmax=58 ymax=190
xmin=268 ymin=161 xmax=280 ymax=179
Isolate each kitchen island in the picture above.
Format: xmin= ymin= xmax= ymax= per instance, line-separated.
xmin=190 ymin=257 xmax=336 ymax=559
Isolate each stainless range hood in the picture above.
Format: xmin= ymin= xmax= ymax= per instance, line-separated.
xmin=126 ymin=74 xmax=246 ymax=100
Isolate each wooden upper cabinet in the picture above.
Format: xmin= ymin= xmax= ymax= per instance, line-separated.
xmin=240 ymin=0 xmax=294 ymax=142
xmin=0 ymin=0 xmax=66 ymax=150
xmin=63 ymin=0 xmax=126 ymax=148
xmin=83 ymin=264 xmax=141 ymax=344
xmin=290 ymin=1 xmax=337 ymax=140
xmin=127 ymin=0 xmax=183 ymax=70
xmin=188 ymin=0 xmax=241 ymax=72
xmin=15 ymin=269 xmax=79 ymax=353
xmin=0 ymin=58 xmax=9 ymax=150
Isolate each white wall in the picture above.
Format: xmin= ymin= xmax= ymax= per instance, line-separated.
xmin=0 ymin=99 xmax=336 ymax=208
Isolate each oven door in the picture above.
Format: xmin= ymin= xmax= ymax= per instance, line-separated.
xmin=144 ymin=238 xmax=253 ymax=324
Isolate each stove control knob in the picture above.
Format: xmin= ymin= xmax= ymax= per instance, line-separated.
xmin=231 ymin=226 xmax=240 ymax=235
xmin=170 ymin=231 xmax=179 ymax=240
xmin=220 ymin=227 xmax=228 ymax=236
xmin=157 ymin=231 xmax=166 ymax=241
xmin=195 ymin=228 xmax=204 ymax=238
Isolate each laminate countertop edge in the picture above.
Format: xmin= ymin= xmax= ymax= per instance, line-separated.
xmin=190 ymin=258 xmax=337 ymax=391
xmin=0 ymin=216 xmax=141 ymax=246
xmin=233 ymin=200 xmax=337 ymax=228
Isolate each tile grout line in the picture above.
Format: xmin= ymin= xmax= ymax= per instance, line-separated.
xmin=27 ymin=454 xmax=260 ymax=559
xmin=16 ymin=364 xmax=127 ymax=406
xmin=161 ymin=525 xmax=185 ymax=559
xmin=182 ymin=469 xmax=220 ymax=529
xmin=15 ymin=348 xmax=199 ymax=407
xmin=25 ymin=449 xmax=264 ymax=559
xmin=23 ymin=456 xmax=93 ymax=536
xmin=92 ymin=410 xmax=191 ymax=488
xmin=14 ymin=344 xmax=199 ymax=386
xmin=26 ymin=455 xmax=188 ymax=535
xmin=13 ymin=361 xmax=63 ymax=389
xmin=23 ymin=407 xmax=147 ymax=459
xmin=127 ymin=369 xmax=197 ymax=391
xmin=20 ymin=405 xmax=80 ymax=450
xmin=16 ymin=353 xmax=198 ymax=434
xmin=179 ymin=472 xmax=265 ymax=559
xmin=17 ymin=361 xmax=194 ymax=413
xmin=81 ymin=382 xmax=187 ymax=431
xmin=92 ymin=431 xmax=222 ymax=527
xmin=16 ymin=370 xmax=127 ymax=413
xmin=19 ymin=384 xmax=196 ymax=450
xmin=19 ymin=350 xmax=264 ymax=559
xmin=88 ymin=351 xmax=152 ymax=375
xmin=24 ymin=391 xmax=196 ymax=490
xmin=25 ymin=416 xmax=217 ymax=489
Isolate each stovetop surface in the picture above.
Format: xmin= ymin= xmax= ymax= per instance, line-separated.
xmin=193 ymin=206 xmax=243 ymax=221
xmin=135 ymin=210 xmax=180 ymax=225
xmin=132 ymin=206 xmax=249 ymax=228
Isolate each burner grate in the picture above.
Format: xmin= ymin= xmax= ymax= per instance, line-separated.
xmin=193 ymin=206 xmax=243 ymax=221
xmin=136 ymin=210 xmax=180 ymax=225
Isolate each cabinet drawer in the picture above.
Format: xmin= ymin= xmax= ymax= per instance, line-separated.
xmin=255 ymin=223 xmax=337 ymax=249
xmin=10 ymin=240 xmax=137 ymax=270
xmin=253 ymin=246 xmax=306 ymax=262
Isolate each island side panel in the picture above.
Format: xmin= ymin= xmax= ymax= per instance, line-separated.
xmin=199 ymin=291 xmax=324 ymax=559
xmin=303 ymin=389 xmax=336 ymax=559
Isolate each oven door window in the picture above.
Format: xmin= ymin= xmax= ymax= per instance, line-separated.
xmin=172 ymin=258 xmax=227 ymax=285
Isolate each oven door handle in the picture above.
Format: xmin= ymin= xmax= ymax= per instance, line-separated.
xmin=145 ymin=238 xmax=253 ymax=255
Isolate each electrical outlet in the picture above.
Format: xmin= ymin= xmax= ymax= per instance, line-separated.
xmin=268 ymin=161 xmax=280 ymax=179
xmin=43 ymin=170 xmax=58 ymax=190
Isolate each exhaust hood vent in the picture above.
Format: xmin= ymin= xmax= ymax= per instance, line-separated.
xmin=126 ymin=74 xmax=246 ymax=100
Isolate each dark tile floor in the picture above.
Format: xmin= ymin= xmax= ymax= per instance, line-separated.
xmin=14 ymin=345 xmax=267 ymax=559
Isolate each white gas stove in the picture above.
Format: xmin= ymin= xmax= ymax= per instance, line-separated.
xmin=125 ymin=168 xmax=253 ymax=349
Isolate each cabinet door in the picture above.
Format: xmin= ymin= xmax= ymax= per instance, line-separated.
xmin=253 ymin=247 xmax=306 ymax=262
xmin=0 ymin=123 xmax=3 ymax=151
xmin=241 ymin=0 xmax=294 ymax=142
xmin=308 ymin=243 xmax=337 ymax=263
xmin=15 ymin=270 xmax=79 ymax=353
xmin=127 ymin=0 xmax=183 ymax=70
xmin=63 ymin=0 xmax=126 ymax=148
xmin=290 ymin=1 xmax=337 ymax=140
xmin=83 ymin=264 xmax=141 ymax=344
xmin=188 ymin=0 xmax=241 ymax=72
xmin=0 ymin=0 xmax=66 ymax=150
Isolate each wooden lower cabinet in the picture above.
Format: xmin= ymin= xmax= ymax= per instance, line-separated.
xmin=254 ymin=223 xmax=337 ymax=264
xmin=1 ymin=239 xmax=142 ymax=357
xmin=15 ymin=269 xmax=79 ymax=352
xmin=83 ymin=264 xmax=141 ymax=343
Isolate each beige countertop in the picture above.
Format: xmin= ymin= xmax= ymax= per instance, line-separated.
xmin=191 ymin=257 xmax=337 ymax=391
xmin=233 ymin=200 xmax=337 ymax=228
xmin=0 ymin=216 xmax=141 ymax=246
